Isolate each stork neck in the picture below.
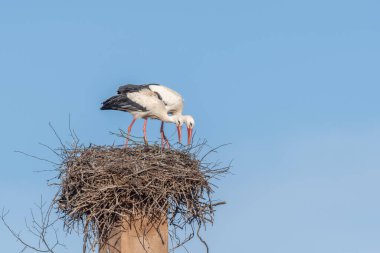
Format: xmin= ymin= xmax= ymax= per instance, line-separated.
xmin=162 ymin=114 xmax=179 ymax=123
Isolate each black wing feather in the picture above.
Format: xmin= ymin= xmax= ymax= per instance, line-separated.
xmin=117 ymin=83 xmax=161 ymax=94
xmin=100 ymin=94 xmax=146 ymax=112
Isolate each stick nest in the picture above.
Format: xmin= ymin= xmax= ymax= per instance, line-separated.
xmin=55 ymin=142 xmax=229 ymax=252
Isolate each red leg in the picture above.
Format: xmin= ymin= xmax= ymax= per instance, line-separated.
xmin=160 ymin=121 xmax=165 ymax=149
xmin=160 ymin=122 xmax=170 ymax=150
xmin=126 ymin=118 xmax=137 ymax=147
xmin=143 ymin=118 xmax=148 ymax=145
xmin=177 ymin=125 xmax=182 ymax=144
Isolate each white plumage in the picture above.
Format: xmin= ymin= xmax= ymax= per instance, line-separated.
xmin=147 ymin=84 xmax=195 ymax=145
xmin=147 ymin=84 xmax=184 ymax=114
xmin=101 ymin=84 xmax=195 ymax=147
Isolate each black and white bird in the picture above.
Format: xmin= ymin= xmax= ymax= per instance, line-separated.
xmin=101 ymin=84 xmax=195 ymax=146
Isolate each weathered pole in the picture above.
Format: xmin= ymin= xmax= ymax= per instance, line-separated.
xmin=99 ymin=217 xmax=168 ymax=253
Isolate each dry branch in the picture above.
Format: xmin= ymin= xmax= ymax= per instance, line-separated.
xmin=53 ymin=139 xmax=229 ymax=252
xmin=5 ymin=121 xmax=229 ymax=253
xmin=1 ymin=198 xmax=65 ymax=253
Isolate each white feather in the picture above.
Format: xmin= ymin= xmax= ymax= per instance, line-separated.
xmin=148 ymin=85 xmax=184 ymax=114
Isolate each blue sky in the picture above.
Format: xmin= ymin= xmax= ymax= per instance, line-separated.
xmin=1 ymin=1 xmax=380 ymax=252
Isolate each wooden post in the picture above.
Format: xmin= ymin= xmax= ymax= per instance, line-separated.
xmin=99 ymin=217 xmax=168 ymax=253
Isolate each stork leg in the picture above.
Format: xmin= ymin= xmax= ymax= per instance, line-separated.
xmin=126 ymin=118 xmax=137 ymax=147
xmin=160 ymin=121 xmax=170 ymax=150
xmin=143 ymin=118 xmax=148 ymax=146
xmin=160 ymin=121 xmax=165 ymax=149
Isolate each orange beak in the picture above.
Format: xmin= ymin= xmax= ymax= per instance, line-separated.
xmin=177 ymin=125 xmax=182 ymax=144
xmin=187 ymin=127 xmax=192 ymax=145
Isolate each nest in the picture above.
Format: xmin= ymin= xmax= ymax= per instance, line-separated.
xmin=54 ymin=141 xmax=229 ymax=252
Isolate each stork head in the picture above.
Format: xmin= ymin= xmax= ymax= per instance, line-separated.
xmin=182 ymin=115 xmax=195 ymax=145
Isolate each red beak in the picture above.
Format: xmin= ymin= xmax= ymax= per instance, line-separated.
xmin=177 ymin=125 xmax=182 ymax=144
xmin=187 ymin=127 xmax=192 ymax=145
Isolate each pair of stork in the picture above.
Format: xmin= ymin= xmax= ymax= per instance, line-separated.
xmin=101 ymin=84 xmax=195 ymax=147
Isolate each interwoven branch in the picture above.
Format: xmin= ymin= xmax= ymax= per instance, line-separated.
xmin=54 ymin=140 xmax=229 ymax=252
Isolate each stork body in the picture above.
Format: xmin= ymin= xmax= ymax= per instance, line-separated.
xmin=101 ymin=85 xmax=179 ymax=146
xmin=118 ymin=84 xmax=185 ymax=146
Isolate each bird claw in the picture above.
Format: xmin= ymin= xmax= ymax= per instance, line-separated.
xmin=124 ymin=137 xmax=129 ymax=148
xmin=161 ymin=132 xmax=170 ymax=150
xmin=165 ymin=139 xmax=170 ymax=150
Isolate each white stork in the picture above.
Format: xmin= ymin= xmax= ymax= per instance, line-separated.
xmin=101 ymin=84 xmax=195 ymax=146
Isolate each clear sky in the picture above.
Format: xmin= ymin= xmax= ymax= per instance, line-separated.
xmin=0 ymin=1 xmax=379 ymax=252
